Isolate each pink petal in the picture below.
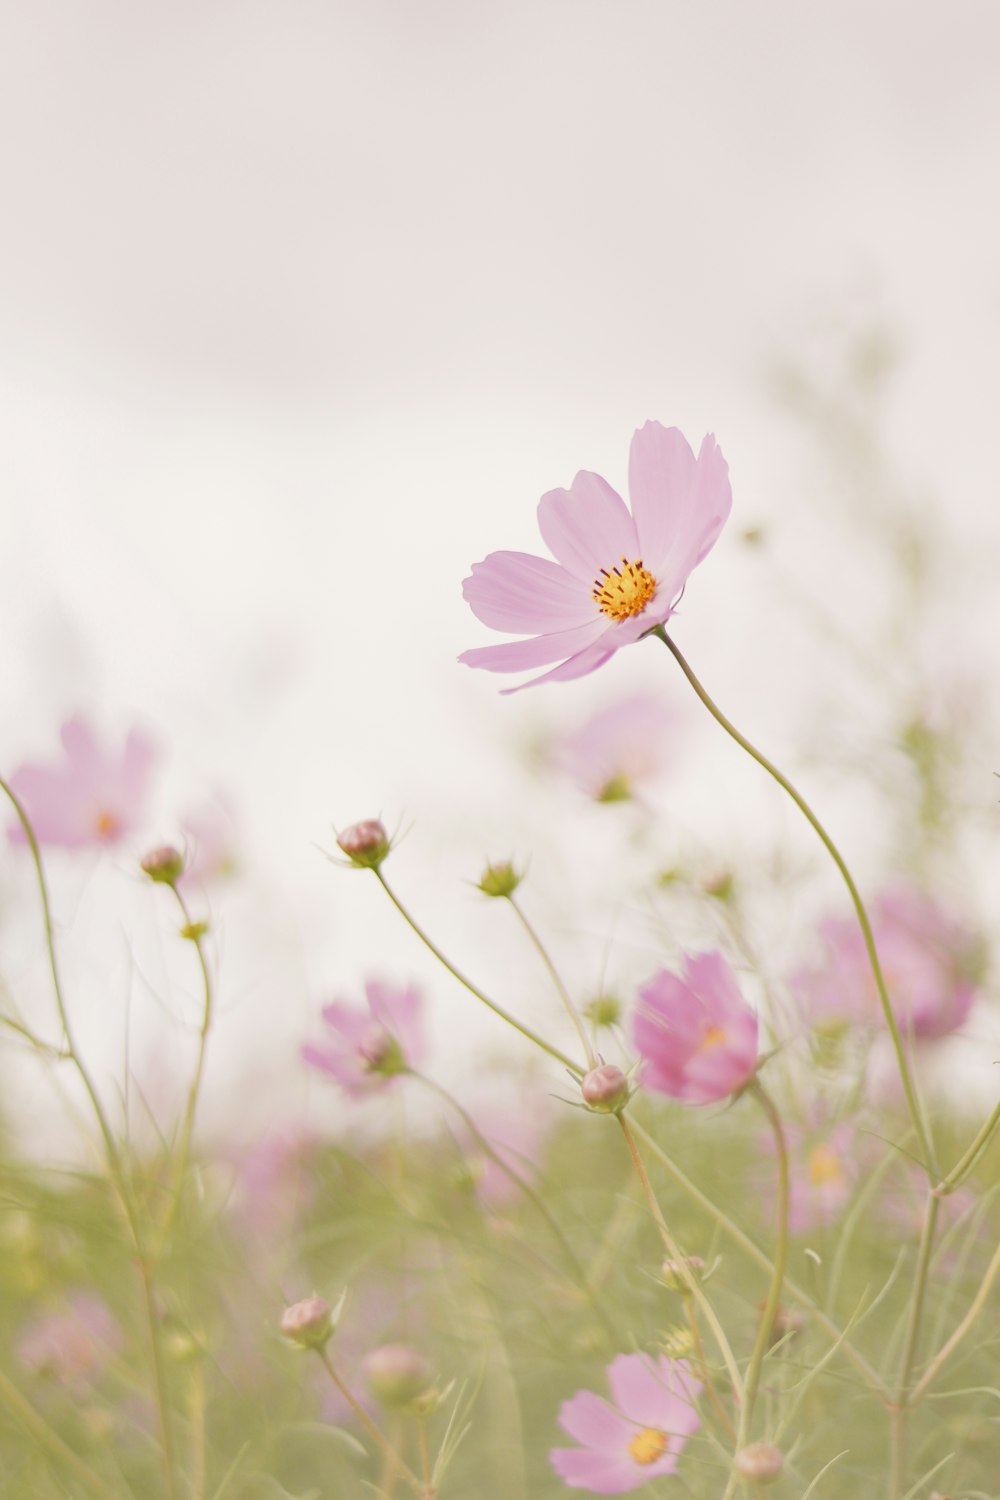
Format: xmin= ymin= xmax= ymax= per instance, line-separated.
xmin=498 ymin=637 xmax=618 ymax=694
xmin=459 ymin=618 xmax=609 ymax=673
xmin=537 ymin=472 xmax=639 ymax=582
xmin=627 ymin=424 xmax=698 ymax=575
xmin=549 ymin=1446 xmax=651 ymax=1494
xmin=607 ymin=1354 xmax=702 ymax=1439
xmin=557 ymin=1390 xmax=634 ymax=1451
xmin=462 ymin=552 xmax=594 ymax=633
xmin=654 ymin=434 xmax=733 ymax=598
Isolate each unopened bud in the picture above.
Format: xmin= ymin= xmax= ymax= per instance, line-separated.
xmin=584 ymin=994 xmax=622 ymax=1029
xmin=362 ymin=1344 xmax=433 ymax=1410
xmin=660 ymin=1256 xmax=706 ymax=1294
xmin=477 ymin=861 xmax=522 ymax=898
xmin=141 ymin=845 xmax=184 ymax=886
xmin=336 ymin=820 xmax=390 ymax=869
xmin=280 ymin=1296 xmax=334 ymax=1351
xmin=581 ymin=1064 xmax=630 ymax=1114
xmin=660 ymin=1324 xmax=694 ymax=1359
xmin=734 ymin=1443 xmax=784 ymax=1483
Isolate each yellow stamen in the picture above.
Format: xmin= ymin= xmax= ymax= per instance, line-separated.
xmin=592 ymin=557 xmax=656 ymax=621
xmin=807 ymin=1144 xmax=845 ymax=1187
xmin=628 ymin=1427 xmax=668 ymax=1465
xmin=94 ymin=809 xmax=119 ymax=840
xmin=700 ymin=1024 xmax=727 ymax=1051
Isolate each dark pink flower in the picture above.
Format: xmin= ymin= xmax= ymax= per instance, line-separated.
xmin=550 ymin=1354 xmax=702 ymax=1494
xmin=633 ymin=953 xmax=758 ymax=1104
xmin=460 ymin=423 xmax=731 ymax=692
xmin=794 ymin=885 xmax=981 ymax=1041
xmin=7 ymin=716 xmax=156 ymax=849
xmin=17 ymin=1293 xmax=122 ymax=1390
xmin=303 ymin=979 xmax=425 ymax=1098
xmin=549 ymin=692 xmax=675 ymax=801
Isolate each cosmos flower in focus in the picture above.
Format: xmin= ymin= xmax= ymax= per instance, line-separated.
xmin=793 ymin=885 xmax=981 ymax=1041
xmin=633 ymin=952 xmax=758 ymax=1104
xmin=7 ymin=716 xmax=156 ymax=849
xmin=303 ymin=978 xmax=425 ymax=1098
xmin=460 ymin=423 xmax=731 ymax=692
xmin=550 ymin=1353 xmax=702 ymax=1494
xmin=549 ymin=692 xmax=675 ymax=801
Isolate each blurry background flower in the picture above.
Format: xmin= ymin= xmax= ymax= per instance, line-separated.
xmin=7 ymin=717 xmax=156 ymax=850
xmin=17 ymin=1292 xmax=123 ymax=1391
xmin=548 ymin=692 xmax=675 ymax=802
xmin=303 ymin=978 xmax=426 ymax=1097
xmin=633 ymin=952 xmax=758 ymax=1104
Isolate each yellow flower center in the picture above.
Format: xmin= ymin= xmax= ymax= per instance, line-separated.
xmin=807 ymin=1145 xmax=845 ymax=1187
xmin=628 ymin=1427 xmax=668 ymax=1465
xmin=592 ymin=557 xmax=657 ymax=621
xmin=94 ymin=809 xmax=119 ymax=840
xmin=700 ymin=1024 xmax=727 ymax=1051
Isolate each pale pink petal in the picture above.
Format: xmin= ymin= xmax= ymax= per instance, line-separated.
xmin=460 ymin=619 xmax=610 ymax=673
xmin=549 ymin=1446 xmax=648 ymax=1494
xmin=367 ymin=980 xmax=425 ymax=1064
xmin=537 ymin=472 xmax=639 ymax=582
xmin=557 ymin=1390 xmax=635 ymax=1450
xmin=59 ymin=717 xmax=102 ymax=774
xmin=653 ymin=434 xmax=733 ymax=598
xmin=462 ymin=552 xmax=594 ymax=633
xmin=627 ymin=424 xmax=698 ymax=573
xmin=498 ymin=638 xmax=618 ymax=694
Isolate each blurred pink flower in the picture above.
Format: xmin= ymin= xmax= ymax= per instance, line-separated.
xmin=549 ymin=692 xmax=675 ymax=801
xmin=7 ymin=717 xmax=156 ymax=849
xmin=303 ymin=979 xmax=425 ymax=1098
xmin=17 ymin=1293 xmax=122 ymax=1390
xmin=633 ymin=952 xmax=758 ymax=1104
xmin=550 ymin=1354 xmax=702 ymax=1494
xmin=232 ymin=1128 xmax=317 ymax=1247
xmin=178 ymin=796 xmax=239 ymax=886
xmin=457 ymin=1099 xmax=551 ymax=1210
xmin=460 ymin=423 xmax=731 ymax=692
xmin=781 ymin=1124 xmax=859 ymax=1235
xmin=794 ymin=885 xmax=981 ymax=1041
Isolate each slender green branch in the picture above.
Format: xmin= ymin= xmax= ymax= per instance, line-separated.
xmin=910 ymin=1234 xmax=1000 ymax=1405
xmin=506 ymin=893 xmax=596 ymax=1066
xmin=0 ymin=1364 xmax=123 ymax=1500
xmin=936 ymin=1099 xmax=1000 ymax=1197
xmin=373 ymin=870 xmax=583 ymax=1074
xmin=317 ymin=1349 xmax=425 ymax=1496
xmin=650 ymin=629 xmax=936 ymax=1177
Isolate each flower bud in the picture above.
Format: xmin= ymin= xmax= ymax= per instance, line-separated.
xmin=660 ymin=1256 xmax=706 ymax=1294
xmin=280 ymin=1296 xmax=334 ymax=1351
xmin=336 ymin=820 xmax=390 ymax=869
xmin=362 ymin=1343 xmax=434 ymax=1410
xmin=584 ymin=994 xmax=622 ymax=1029
xmin=734 ymin=1443 xmax=784 ymax=1483
xmin=580 ymin=1063 xmax=630 ymax=1114
xmin=660 ymin=1324 xmax=694 ymax=1359
xmin=477 ymin=861 xmax=523 ymax=898
xmin=140 ymin=845 xmax=184 ymax=886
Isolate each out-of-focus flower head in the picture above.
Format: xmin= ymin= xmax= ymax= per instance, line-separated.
xmin=454 ymin=1096 xmax=551 ymax=1210
xmin=633 ymin=952 xmax=758 ymax=1104
xmin=7 ymin=716 xmax=156 ymax=849
xmin=781 ymin=1122 xmax=859 ymax=1235
xmin=178 ymin=796 xmax=240 ymax=886
xmin=303 ymin=979 xmax=425 ymax=1098
xmin=232 ymin=1128 xmax=317 ymax=1247
xmin=548 ymin=692 xmax=675 ymax=801
xmin=460 ymin=423 xmax=731 ymax=692
xmin=793 ymin=884 xmax=981 ymax=1041
xmin=17 ymin=1292 xmax=123 ymax=1390
xmin=549 ymin=1353 xmax=702 ymax=1494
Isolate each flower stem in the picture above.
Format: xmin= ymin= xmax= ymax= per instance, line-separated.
xmin=909 ymin=1232 xmax=1000 ymax=1405
xmin=317 ymin=1350 xmax=425 ymax=1496
xmin=935 ymin=1097 xmax=1000 ymax=1197
xmin=506 ymin=893 xmax=596 ymax=1066
xmin=0 ymin=1364 xmax=122 ymax=1500
xmin=373 ymin=870 xmax=583 ymax=1074
xmin=651 ymin=628 xmax=937 ymax=1178
xmin=617 ymin=1114 xmax=745 ymax=1404
xmin=724 ymin=1082 xmax=789 ymax=1497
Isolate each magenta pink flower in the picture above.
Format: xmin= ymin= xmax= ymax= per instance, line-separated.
xmin=633 ymin=952 xmax=758 ymax=1104
xmin=303 ymin=978 xmax=425 ymax=1098
xmin=549 ymin=692 xmax=675 ymax=801
xmin=794 ymin=885 xmax=980 ymax=1041
xmin=17 ymin=1293 xmax=123 ymax=1391
xmin=7 ymin=716 xmax=156 ymax=849
xmin=550 ymin=1354 xmax=702 ymax=1494
xmin=460 ymin=423 xmax=732 ymax=692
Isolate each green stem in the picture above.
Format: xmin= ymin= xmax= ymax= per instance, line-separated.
xmin=318 ymin=1349 xmax=425 ymax=1496
xmin=909 ymin=1234 xmax=1000 ymax=1405
xmin=617 ymin=1115 xmax=745 ymax=1404
xmin=373 ymin=870 xmax=583 ymax=1074
xmin=935 ymin=1098 xmax=1000 ymax=1197
xmin=0 ymin=1364 xmax=123 ymax=1500
xmin=506 ymin=893 xmax=596 ymax=1066
xmin=628 ymin=1116 xmax=887 ymax=1397
xmin=728 ymin=1082 xmax=789 ymax=1488
xmin=651 ymin=629 xmax=936 ymax=1178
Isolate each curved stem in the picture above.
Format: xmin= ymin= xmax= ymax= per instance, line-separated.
xmin=627 ymin=1116 xmax=887 ymax=1397
xmin=651 ymin=629 xmax=936 ymax=1178
xmin=506 ymin=893 xmax=596 ymax=1066
xmin=617 ymin=1115 xmax=745 ymax=1404
xmin=910 ymin=1234 xmax=1000 ymax=1405
xmin=318 ymin=1349 xmax=425 ymax=1496
xmin=374 ymin=870 xmax=583 ymax=1074
xmin=936 ymin=1098 xmax=1000 ymax=1197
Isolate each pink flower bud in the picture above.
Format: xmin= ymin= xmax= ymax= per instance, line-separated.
xmin=280 ymin=1296 xmax=333 ymax=1350
xmin=580 ymin=1063 xmax=630 ymax=1113
xmin=362 ymin=1343 xmax=433 ymax=1410
xmin=734 ymin=1442 xmax=784 ymax=1483
xmin=336 ymin=820 xmax=390 ymax=869
xmin=140 ymin=845 xmax=185 ymax=885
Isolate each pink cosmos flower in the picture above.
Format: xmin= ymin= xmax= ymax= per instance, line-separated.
xmin=633 ymin=952 xmax=758 ymax=1104
xmin=17 ymin=1293 xmax=123 ymax=1391
xmin=460 ymin=423 xmax=732 ymax=692
xmin=550 ymin=1353 xmax=702 ymax=1494
xmin=456 ymin=1098 xmax=551 ymax=1210
xmin=7 ymin=716 xmax=156 ymax=849
xmin=793 ymin=885 xmax=980 ymax=1041
xmin=776 ymin=1123 xmax=859 ymax=1235
xmin=549 ymin=692 xmax=675 ymax=801
xmin=303 ymin=979 xmax=425 ymax=1098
